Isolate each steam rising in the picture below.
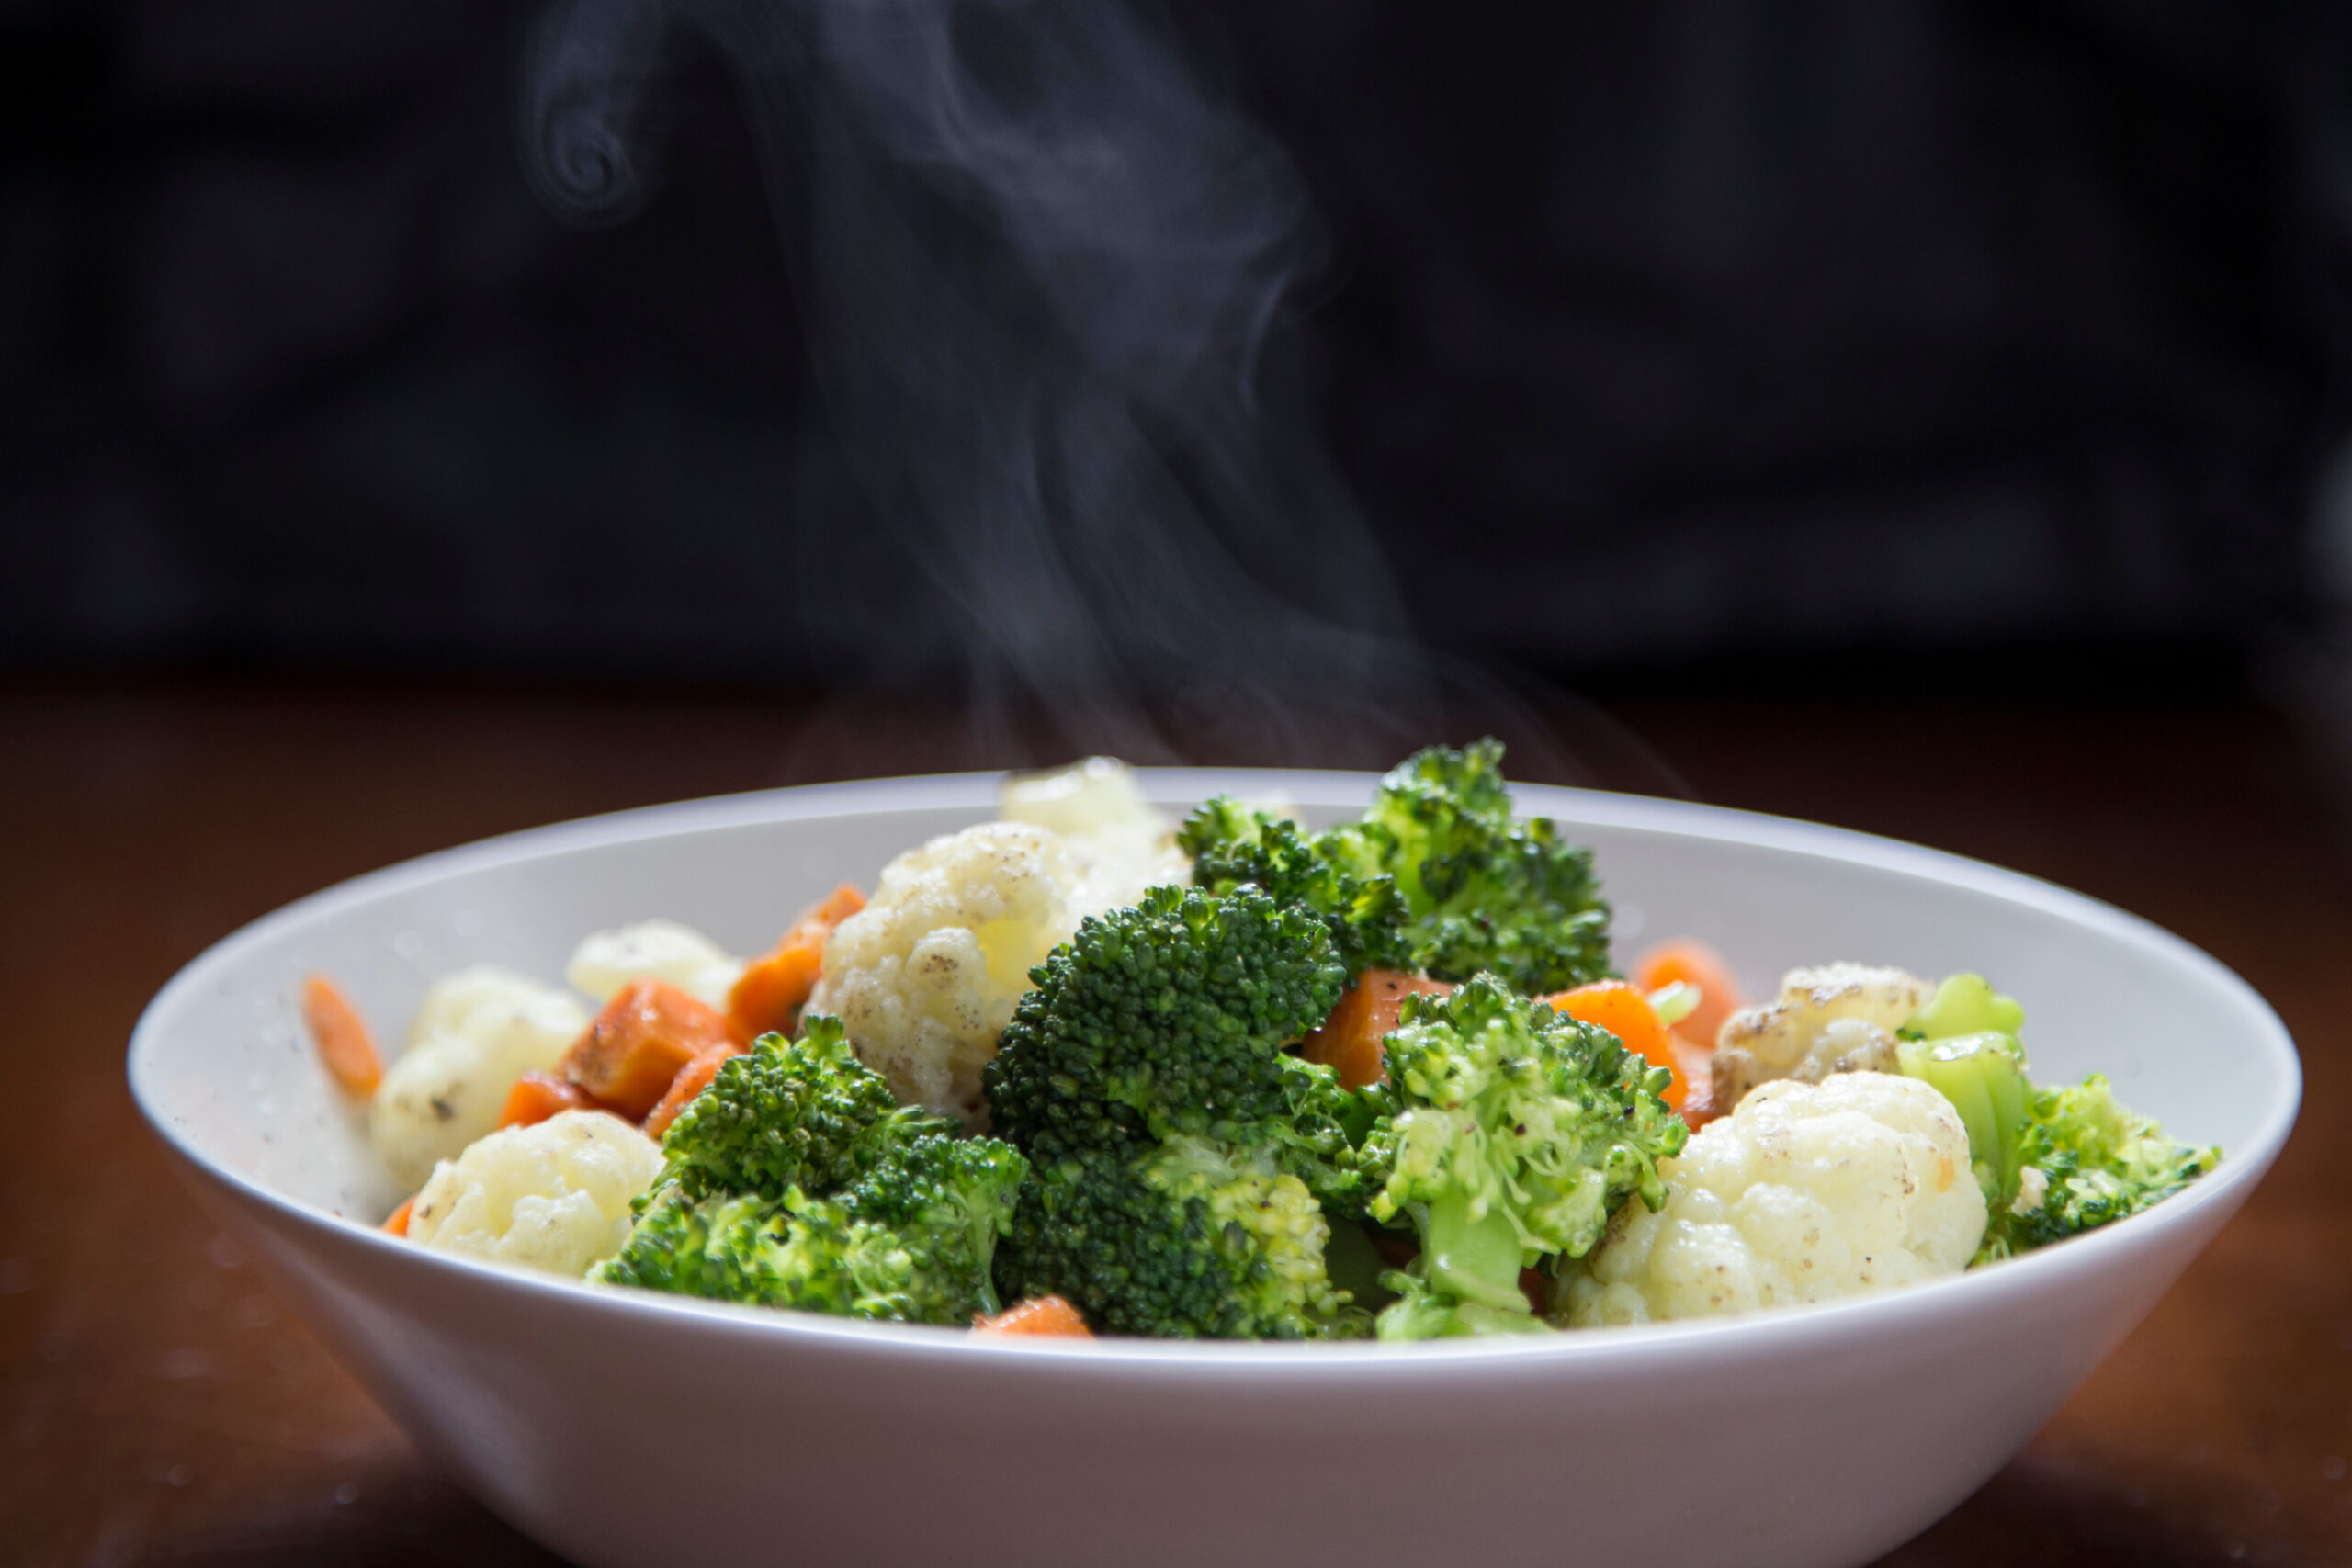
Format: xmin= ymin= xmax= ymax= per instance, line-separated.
xmin=521 ymin=0 xmax=1673 ymax=785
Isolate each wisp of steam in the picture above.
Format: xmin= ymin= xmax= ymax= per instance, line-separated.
xmin=519 ymin=0 xmax=1679 ymax=789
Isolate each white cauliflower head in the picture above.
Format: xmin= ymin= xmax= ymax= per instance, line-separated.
xmin=565 ymin=919 xmax=743 ymax=1011
xmin=407 ymin=1111 xmax=662 ymax=1277
xmin=370 ymin=966 xmax=589 ymax=1190
xmin=808 ymin=821 xmax=1079 ymax=1126
xmin=1563 ymin=1072 xmax=1986 ymax=1327
xmin=1000 ymin=756 xmax=1189 ymax=919
xmin=1707 ymin=963 xmax=1933 ymax=1113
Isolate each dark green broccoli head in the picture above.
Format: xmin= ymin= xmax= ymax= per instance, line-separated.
xmin=1179 ymin=798 xmax=1414 ymax=976
xmin=1981 ymin=1075 xmax=2220 ymax=1261
xmin=994 ymin=1135 xmax=1368 ymax=1339
xmin=833 ymin=1132 xmax=1031 ymax=1321
xmin=1357 ymin=973 xmax=1686 ymax=1337
xmin=596 ymin=1130 xmax=1029 ymax=1325
xmin=594 ymin=1190 xmax=807 ymax=1305
xmin=656 ymin=1015 xmax=948 ymax=1203
xmin=1336 ymin=739 xmax=1611 ymax=993
xmin=981 ymin=885 xmax=1350 ymax=1164
xmin=1178 ymin=741 xmax=1611 ymax=997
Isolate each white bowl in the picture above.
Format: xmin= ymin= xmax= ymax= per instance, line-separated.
xmin=129 ymin=770 xmax=2299 ymax=1568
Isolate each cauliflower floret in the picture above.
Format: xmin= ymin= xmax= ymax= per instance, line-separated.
xmin=407 ymin=1111 xmax=662 ymax=1277
xmin=809 ymin=821 xmax=1079 ymax=1125
xmin=1001 ymin=756 xmax=1189 ymax=919
xmin=1707 ymin=963 xmax=1933 ymax=1112
xmin=565 ymin=919 xmax=743 ymax=1010
xmin=370 ymin=967 xmax=588 ymax=1190
xmin=1563 ymin=1073 xmax=1986 ymax=1327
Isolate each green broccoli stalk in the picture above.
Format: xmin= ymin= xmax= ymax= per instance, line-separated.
xmin=995 ymin=1136 xmax=1365 ymax=1339
xmin=1358 ymin=975 xmax=1687 ymax=1337
xmin=1180 ymin=739 xmax=1612 ymax=997
xmin=655 ymin=1016 xmax=949 ymax=1204
xmin=596 ymin=1130 xmax=1029 ymax=1325
xmin=1981 ymin=1075 xmax=2221 ymax=1262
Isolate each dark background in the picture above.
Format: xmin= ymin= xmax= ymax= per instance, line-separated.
xmin=8 ymin=0 xmax=2352 ymax=700
xmin=9 ymin=9 xmax=2352 ymax=1564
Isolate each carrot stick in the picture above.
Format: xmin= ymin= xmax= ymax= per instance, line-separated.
xmin=729 ymin=883 xmax=867 ymax=1042
xmin=1546 ymin=980 xmax=1687 ymax=1110
xmin=1631 ymin=939 xmax=1744 ymax=1050
xmin=302 ymin=974 xmax=382 ymax=1097
xmin=642 ymin=1042 xmax=746 ymax=1140
xmin=1300 ymin=970 xmax=1453 ymax=1090
xmin=973 ymin=1296 xmax=1093 ymax=1337
xmin=382 ymin=1196 xmax=416 ymax=1237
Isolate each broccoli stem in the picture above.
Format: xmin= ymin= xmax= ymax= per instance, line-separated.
xmin=1419 ymin=1191 xmax=1532 ymax=1314
xmin=1896 ymin=1032 xmax=2030 ymax=1203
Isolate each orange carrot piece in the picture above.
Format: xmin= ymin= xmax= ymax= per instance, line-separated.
xmin=729 ymin=883 xmax=868 ymax=1042
xmin=560 ymin=979 xmax=739 ymax=1121
xmin=382 ymin=1196 xmax=416 ymax=1237
xmin=642 ymin=1041 xmax=747 ymax=1140
xmin=1301 ymin=969 xmax=1454 ymax=1089
xmin=302 ymin=974 xmax=383 ymax=1097
xmin=1547 ymin=979 xmax=1687 ymax=1110
xmin=497 ymin=1069 xmax=596 ymax=1130
xmin=973 ymin=1295 xmax=1093 ymax=1337
xmin=1631 ymin=939 xmax=1745 ymax=1050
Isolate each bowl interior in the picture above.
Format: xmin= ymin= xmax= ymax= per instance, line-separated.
xmin=130 ymin=769 xmax=2298 ymax=1239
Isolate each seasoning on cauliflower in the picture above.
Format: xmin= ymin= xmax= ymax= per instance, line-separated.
xmin=566 ymin=919 xmax=743 ymax=1011
xmin=808 ymin=821 xmax=1080 ymax=1126
xmin=370 ymin=967 xmax=589 ymax=1190
xmin=1000 ymin=755 xmax=1189 ymax=919
xmin=1707 ymin=964 xmax=1934 ymax=1114
xmin=408 ymin=1110 xmax=663 ymax=1277
xmin=1560 ymin=1072 xmax=1987 ymax=1327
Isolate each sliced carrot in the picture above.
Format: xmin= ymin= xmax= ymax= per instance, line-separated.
xmin=973 ymin=1295 xmax=1093 ymax=1337
xmin=302 ymin=974 xmax=383 ymax=1097
xmin=729 ymin=883 xmax=867 ymax=1042
xmin=642 ymin=1041 xmax=747 ymax=1140
xmin=497 ymin=1070 xmax=595 ymax=1130
xmin=1631 ymin=939 xmax=1745 ymax=1050
xmin=560 ymin=979 xmax=740 ymax=1121
xmin=1547 ymin=979 xmax=1687 ymax=1110
xmin=1300 ymin=969 xmax=1454 ymax=1090
xmin=382 ymin=1196 xmax=415 ymax=1237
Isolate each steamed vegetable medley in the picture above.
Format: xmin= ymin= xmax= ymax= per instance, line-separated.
xmin=307 ymin=743 xmax=2220 ymax=1341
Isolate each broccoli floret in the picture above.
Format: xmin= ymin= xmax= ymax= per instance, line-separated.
xmin=994 ymin=1135 xmax=1366 ymax=1339
xmin=594 ymin=1188 xmax=933 ymax=1320
xmin=1981 ymin=1075 xmax=2220 ymax=1262
xmin=1179 ymin=740 xmax=1611 ymax=997
xmin=1357 ymin=974 xmax=1687 ymax=1337
xmin=1892 ymin=977 xmax=2219 ymax=1262
xmin=597 ymin=1132 xmax=1029 ymax=1325
xmin=656 ymin=1015 xmax=947 ymax=1203
xmin=981 ymin=885 xmax=1350 ymax=1164
xmin=832 ymin=1132 xmax=1031 ymax=1321
xmin=1179 ymin=800 xmax=1414 ymax=976
xmin=1341 ymin=740 xmax=1611 ymax=992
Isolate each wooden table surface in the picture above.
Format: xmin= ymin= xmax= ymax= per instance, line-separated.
xmin=4 ymin=673 xmax=2346 ymax=1566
